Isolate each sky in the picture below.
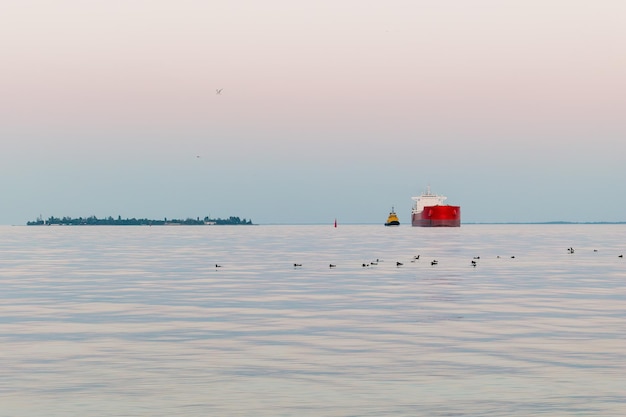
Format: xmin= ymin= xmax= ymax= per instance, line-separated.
xmin=1 ymin=0 xmax=625 ymax=225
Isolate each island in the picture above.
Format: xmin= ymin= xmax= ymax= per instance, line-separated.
xmin=27 ymin=215 xmax=253 ymax=226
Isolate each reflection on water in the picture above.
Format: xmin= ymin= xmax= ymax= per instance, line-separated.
xmin=0 ymin=225 xmax=625 ymax=416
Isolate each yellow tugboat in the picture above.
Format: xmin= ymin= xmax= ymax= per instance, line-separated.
xmin=384 ymin=207 xmax=400 ymax=226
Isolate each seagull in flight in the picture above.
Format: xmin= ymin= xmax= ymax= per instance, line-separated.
xmin=216 ymin=88 xmax=223 ymax=95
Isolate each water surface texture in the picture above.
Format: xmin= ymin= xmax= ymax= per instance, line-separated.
xmin=1 ymin=225 xmax=625 ymax=416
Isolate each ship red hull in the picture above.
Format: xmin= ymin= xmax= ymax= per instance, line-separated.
xmin=412 ymin=205 xmax=461 ymax=227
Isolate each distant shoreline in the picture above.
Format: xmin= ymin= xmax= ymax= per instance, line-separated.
xmin=27 ymin=215 xmax=253 ymax=226
xmin=463 ymin=221 xmax=626 ymax=225
xmin=17 ymin=219 xmax=626 ymax=226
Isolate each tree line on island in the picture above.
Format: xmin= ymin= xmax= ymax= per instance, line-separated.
xmin=27 ymin=215 xmax=253 ymax=226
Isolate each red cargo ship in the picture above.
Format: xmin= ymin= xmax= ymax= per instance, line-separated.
xmin=411 ymin=186 xmax=461 ymax=227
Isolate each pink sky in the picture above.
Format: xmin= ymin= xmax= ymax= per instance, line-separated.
xmin=1 ymin=1 xmax=625 ymax=224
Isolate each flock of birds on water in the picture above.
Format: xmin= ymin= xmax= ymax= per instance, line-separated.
xmin=212 ymin=247 xmax=623 ymax=270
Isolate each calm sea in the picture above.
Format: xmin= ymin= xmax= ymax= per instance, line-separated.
xmin=0 ymin=224 xmax=624 ymax=416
